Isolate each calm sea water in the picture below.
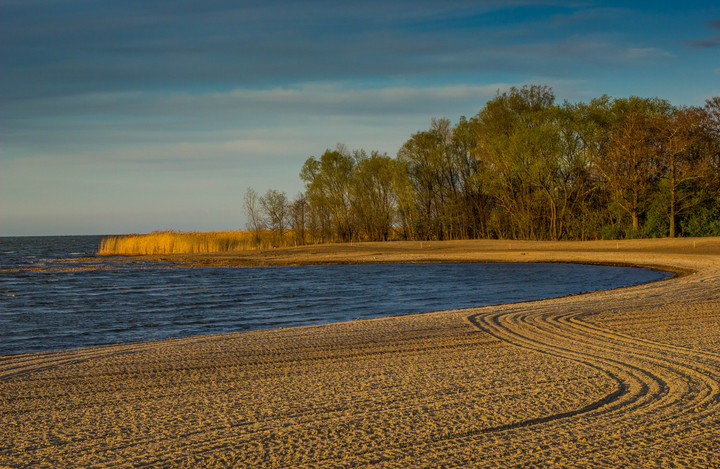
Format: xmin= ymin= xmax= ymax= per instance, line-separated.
xmin=0 ymin=235 xmax=670 ymax=356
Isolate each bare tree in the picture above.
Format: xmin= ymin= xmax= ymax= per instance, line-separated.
xmin=289 ymin=193 xmax=308 ymax=246
xmin=243 ymin=187 xmax=264 ymax=246
xmin=260 ymin=189 xmax=289 ymax=246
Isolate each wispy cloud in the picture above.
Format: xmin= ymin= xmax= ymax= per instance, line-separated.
xmin=685 ymin=19 xmax=720 ymax=48
xmin=685 ymin=39 xmax=720 ymax=48
xmin=623 ymin=47 xmax=675 ymax=60
xmin=550 ymin=7 xmax=630 ymax=27
xmin=8 ymin=84 xmax=507 ymax=118
xmin=707 ymin=19 xmax=720 ymax=30
xmin=1 ymin=0 xmax=676 ymax=103
xmin=2 ymin=83 xmax=509 ymax=153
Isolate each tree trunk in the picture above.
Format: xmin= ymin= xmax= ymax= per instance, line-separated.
xmin=669 ymin=203 xmax=676 ymax=238
xmin=631 ymin=211 xmax=639 ymax=234
xmin=669 ymin=157 xmax=676 ymax=238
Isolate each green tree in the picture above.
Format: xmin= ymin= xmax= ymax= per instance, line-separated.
xmin=300 ymin=145 xmax=356 ymax=242
xmin=592 ymin=97 xmax=672 ymax=236
xmin=398 ymin=120 xmax=443 ymax=239
xmin=350 ymin=152 xmax=399 ymax=241
xmin=651 ymin=107 xmax=705 ymax=237
xmin=401 ymin=116 xmax=494 ymax=240
xmin=684 ymin=97 xmax=720 ymax=236
xmin=451 ymin=116 xmax=488 ymax=238
xmin=470 ymin=85 xmax=557 ymax=239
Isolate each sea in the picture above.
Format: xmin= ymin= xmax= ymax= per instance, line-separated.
xmin=0 ymin=235 xmax=671 ymax=356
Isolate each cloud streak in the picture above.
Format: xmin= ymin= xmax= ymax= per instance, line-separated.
xmin=685 ymin=19 xmax=720 ymax=48
xmin=1 ymin=0 xmax=684 ymax=103
xmin=6 ymin=84 xmax=508 ymax=120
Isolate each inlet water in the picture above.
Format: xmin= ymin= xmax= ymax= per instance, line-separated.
xmin=0 ymin=236 xmax=670 ymax=355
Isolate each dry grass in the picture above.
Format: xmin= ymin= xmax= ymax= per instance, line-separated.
xmin=97 ymin=229 xmax=413 ymax=256
xmin=97 ymin=230 xmax=292 ymax=255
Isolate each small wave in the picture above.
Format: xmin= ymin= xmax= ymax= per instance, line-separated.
xmin=172 ymin=319 xmax=214 ymax=326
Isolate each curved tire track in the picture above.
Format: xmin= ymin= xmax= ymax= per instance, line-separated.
xmin=466 ymin=296 xmax=720 ymax=457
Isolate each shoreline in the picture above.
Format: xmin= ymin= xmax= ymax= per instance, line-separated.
xmin=2 ymin=238 xmax=720 ymax=466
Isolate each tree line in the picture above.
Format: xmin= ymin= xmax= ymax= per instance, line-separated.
xmin=245 ymin=85 xmax=720 ymax=244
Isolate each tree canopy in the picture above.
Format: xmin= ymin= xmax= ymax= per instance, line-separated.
xmin=245 ymin=86 xmax=720 ymax=244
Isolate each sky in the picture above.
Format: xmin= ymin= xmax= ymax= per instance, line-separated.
xmin=2 ymin=1 xmax=719 ymax=236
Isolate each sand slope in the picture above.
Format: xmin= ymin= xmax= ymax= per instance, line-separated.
xmin=2 ymin=239 xmax=720 ymax=467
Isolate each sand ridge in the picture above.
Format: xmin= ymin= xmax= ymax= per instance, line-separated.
xmin=1 ymin=239 xmax=720 ymax=467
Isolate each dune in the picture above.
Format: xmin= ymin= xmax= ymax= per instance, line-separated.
xmin=1 ymin=238 xmax=719 ymax=467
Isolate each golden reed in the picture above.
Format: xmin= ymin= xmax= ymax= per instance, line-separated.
xmin=97 ymin=231 xmax=283 ymax=255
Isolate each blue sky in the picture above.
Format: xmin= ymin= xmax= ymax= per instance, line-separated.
xmin=2 ymin=1 xmax=719 ymax=236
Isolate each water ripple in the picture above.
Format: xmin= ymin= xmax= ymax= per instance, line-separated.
xmin=0 ymin=236 xmax=670 ymax=355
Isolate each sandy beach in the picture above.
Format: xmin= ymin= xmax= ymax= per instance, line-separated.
xmin=2 ymin=238 xmax=720 ymax=467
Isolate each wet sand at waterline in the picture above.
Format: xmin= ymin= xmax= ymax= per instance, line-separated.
xmin=2 ymin=239 xmax=720 ymax=467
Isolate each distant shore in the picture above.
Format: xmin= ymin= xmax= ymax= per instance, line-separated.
xmin=3 ymin=238 xmax=720 ymax=467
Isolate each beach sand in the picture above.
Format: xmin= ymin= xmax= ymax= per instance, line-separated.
xmin=2 ymin=239 xmax=720 ymax=467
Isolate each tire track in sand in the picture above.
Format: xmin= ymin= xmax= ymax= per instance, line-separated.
xmin=466 ymin=295 xmax=720 ymax=457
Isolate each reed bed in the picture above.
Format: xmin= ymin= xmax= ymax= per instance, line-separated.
xmin=97 ymin=231 xmax=282 ymax=255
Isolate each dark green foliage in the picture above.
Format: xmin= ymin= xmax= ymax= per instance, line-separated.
xmin=683 ymin=197 xmax=720 ymax=237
